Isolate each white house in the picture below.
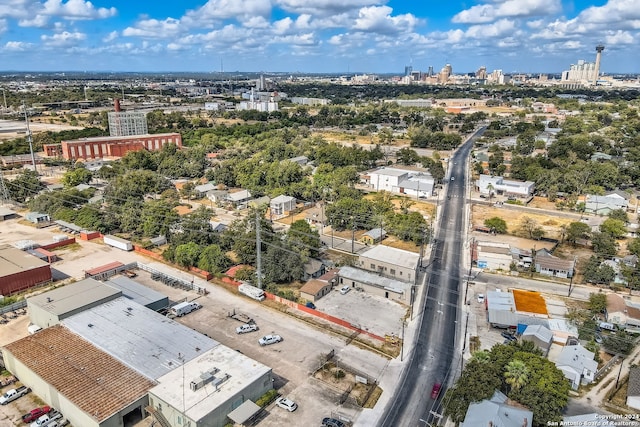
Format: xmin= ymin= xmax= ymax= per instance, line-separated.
xmin=476 ymin=174 xmax=535 ymax=198
xmin=461 ymin=390 xmax=532 ymax=427
xmin=363 ymin=167 xmax=434 ymax=199
xmin=554 ymin=344 xmax=597 ymax=390
xmin=270 ymin=195 xmax=296 ymax=217
xmin=475 ymin=241 xmax=513 ymax=270
xmin=225 ymin=190 xmax=252 ymax=207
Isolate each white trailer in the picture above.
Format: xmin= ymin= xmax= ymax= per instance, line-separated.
xmin=103 ymin=234 xmax=133 ymax=251
xmin=238 ymin=283 xmax=266 ymax=301
xmin=169 ymin=301 xmax=202 ymax=317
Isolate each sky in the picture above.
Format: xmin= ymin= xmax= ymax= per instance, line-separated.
xmin=0 ymin=0 xmax=639 ymax=74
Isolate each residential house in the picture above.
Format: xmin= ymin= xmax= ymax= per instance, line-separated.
xmin=249 ymin=195 xmax=270 ymax=209
xmin=363 ymin=167 xmax=434 ymax=199
xmin=521 ymin=324 xmax=553 ymax=356
xmin=535 ymin=249 xmax=574 ymax=278
xmin=299 ymin=279 xmax=332 ymax=303
xmin=225 ymin=190 xmax=252 ymax=208
xmin=206 ymin=189 xmax=229 ymax=204
xmin=476 ymin=174 xmax=535 ymax=198
xmin=303 ymin=259 xmax=326 ymax=281
xmin=304 ymin=205 xmax=326 ymax=230
xmin=194 ymin=183 xmax=216 ymax=198
xmin=209 ymin=221 xmax=227 ymax=233
xmin=585 ymin=192 xmax=629 ymax=215
xmin=606 ymin=293 xmax=640 ymax=333
xmin=627 ymin=367 xmax=640 ymax=411
xmin=358 ymin=245 xmax=420 ymax=284
xmin=461 ymin=390 xmax=532 ymax=427
xmin=270 ymin=195 xmax=296 ymax=217
xmin=554 ymin=343 xmax=597 ymax=390
xmin=602 ymin=259 xmax=627 ymax=285
xmin=474 ymin=241 xmax=513 ymax=270
xmin=286 ymin=156 xmax=309 ymax=166
xmin=361 ymin=228 xmax=387 ymax=245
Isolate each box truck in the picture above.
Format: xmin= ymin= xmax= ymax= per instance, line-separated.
xmin=103 ymin=235 xmax=133 ymax=251
xmin=238 ymin=283 xmax=266 ymax=301
xmin=169 ymin=301 xmax=202 ymax=317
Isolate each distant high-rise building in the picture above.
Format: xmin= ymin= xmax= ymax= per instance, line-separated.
xmin=427 ymin=66 xmax=434 ymax=77
xmin=476 ymin=66 xmax=487 ymax=80
xmin=107 ymin=99 xmax=148 ymax=137
xmin=561 ymin=59 xmax=597 ymax=83
xmin=257 ymin=74 xmax=266 ymax=91
xmin=439 ymin=64 xmax=452 ymax=84
xmin=404 ymin=65 xmax=413 ymax=77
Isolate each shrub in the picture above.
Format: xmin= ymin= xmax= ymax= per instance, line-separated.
xmin=255 ymin=389 xmax=278 ymax=407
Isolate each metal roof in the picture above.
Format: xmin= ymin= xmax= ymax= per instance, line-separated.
xmin=106 ymin=276 xmax=168 ymax=308
xmin=4 ymin=325 xmax=155 ymax=423
xmin=339 ymin=266 xmax=410 ymax=294
xmin=28 ymin=278 xmax=121 ymax=316
xmin=359 ymin=245 xmax=420 ymax=270
xmin=0 ymin=244 xmax=49 ymax=276
xmin=63 ymin=297 xmax=218 ymax=380
xmin=149 ymin=346 xmax=271 ymax=422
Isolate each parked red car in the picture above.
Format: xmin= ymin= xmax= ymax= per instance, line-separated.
xmin=22 ymin=406 xmax=51 ymax=423
xmin=431 ymin=382 xmax=442 ymax=399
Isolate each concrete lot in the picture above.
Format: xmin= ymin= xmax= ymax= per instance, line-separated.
xmin=315 ymin=287 xmax=407 ymax=338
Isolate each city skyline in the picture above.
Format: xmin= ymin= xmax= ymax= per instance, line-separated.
xmin=0 ymin=0 xmax=638 ymax=74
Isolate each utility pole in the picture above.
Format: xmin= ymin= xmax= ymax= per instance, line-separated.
xmin=568 ymin=256 xmax=577 ymax=297
xmin=256 ymin=211 xmax=262 ymax=289
xmin=23 ymin=101 xmax=37 ymax=172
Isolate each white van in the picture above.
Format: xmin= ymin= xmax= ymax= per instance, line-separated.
xmin=169 ymin=301 xmax=202 ymax=317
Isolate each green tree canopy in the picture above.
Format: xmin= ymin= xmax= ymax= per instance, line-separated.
xmin=484 ymin=217 xmax=508 ymax=234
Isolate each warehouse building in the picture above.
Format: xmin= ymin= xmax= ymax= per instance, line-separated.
xmin=337 ymin=266 xmax=411 ymax=303
xmin=357 ymin=245 xmax=420 ymax=284
xmin=3 ymin=325 xmax=155 ymax=427
xmin=149 ymin=345 xmax=272 ymax=427
xmin=27 ymin=278 xmax=122 ymax=328
xmin=106 ymin=275 xmax=169 ymax=312
xmin=0 ymin=244 xmax=52 ymax=295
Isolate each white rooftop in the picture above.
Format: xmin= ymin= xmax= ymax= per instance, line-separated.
xmin=369 ymin=167 xmax=409 ymax=177
xmin=63 ymin=297 xmax=218 ymax=380
xmin=149 ymin=346 xmax=271 ymax=422
xmin=359 ymin=245 xmax=420 ymax=270
xmin=339 ymin=266 xmax=411 ymax=294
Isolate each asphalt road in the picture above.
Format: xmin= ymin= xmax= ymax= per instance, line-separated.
xmin=378 ymin=127 xmax=485 ymax=427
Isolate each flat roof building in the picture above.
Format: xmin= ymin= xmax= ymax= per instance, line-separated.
xmin=338 ymin=266 xmax=411 ymax=303
xmin=27 ymin=278 xmax=122 ymax=328
xmin=0 ymin=244 xmax=52 ymax=295
xmin=149 ymin=345 xmax=272 ymax=427
xmin=106 ymin=275 xmax=169 ymax=312
xmin=358 ymin=245 xmax=420 ymax=284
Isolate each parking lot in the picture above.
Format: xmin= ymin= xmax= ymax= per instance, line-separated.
xmin=314 ymin=287 xmax=408 ymax=338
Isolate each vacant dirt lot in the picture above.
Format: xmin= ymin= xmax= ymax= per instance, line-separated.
xmin=472 ymin=204 xmax=574 ymax=240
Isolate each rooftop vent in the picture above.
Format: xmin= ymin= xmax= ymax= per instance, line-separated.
xmin=189 ymin=367 xmax=221 ymax=391
xmin=46 ymin=297 xmax=52 ymax=303
xmin=88 ymin=323 xmax=93 ymax=328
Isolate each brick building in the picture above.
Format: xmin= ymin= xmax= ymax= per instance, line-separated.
xmin=43 ymin=133 xmax=182 ymax=160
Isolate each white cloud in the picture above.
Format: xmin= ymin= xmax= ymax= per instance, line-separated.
xmin=0 ymin=0 xmax=32 ymax=20
xmin=604 ymin=30 xmax=634 ymax=45
xmin=41 ymin=30 xmax=86 ymax=47
xmin=274 ymin=0 xmax=385 ymax=16
xmin=243 ymin=16 xmax=270 ymax=29
xmin=103 ymin=30 xmax=118 ymax=42
xmin=0 ymin=18 xmax=6 ymax=34
xmin=3 ymin=40 xmax=33 ymax=51
xmin=42 ymin=0 xmax=117 ymax=20
xmin=453 ymin=0 xmax=561 ymax=24
xmin=19 ymin=15 xmax=49 ymax=27
xmin=352 ymin=6 xmax=420 ymax=34
xmin=184 ymin=0 xmax=271 ymax=23
xmin=123 ymin=18 xmax=183 ymax=38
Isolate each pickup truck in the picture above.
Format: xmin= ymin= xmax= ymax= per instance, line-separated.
xmin=22 ymin=406 xmax=52 ymax=423
xmin=0 ymin=386 xmax=31 ymax=404
xmin=30 ymin=410 xmax=62 ymax=427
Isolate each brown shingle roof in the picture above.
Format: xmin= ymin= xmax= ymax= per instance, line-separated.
xmin=607 ymin=293 xmax=627 ymax=314
xmin=4 ymin=325 xmax=155 ymax=422
xmin=299 ymin=279 xmax=331 ymax=295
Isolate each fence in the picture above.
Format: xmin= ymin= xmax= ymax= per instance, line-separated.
xmin=0 ymin=300 xmax=27 ymax=316
xmin=596 ymin=354 xmax=621 ymax=379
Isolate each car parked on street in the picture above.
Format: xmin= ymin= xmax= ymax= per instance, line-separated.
xmin=236 ymin=324 xmax=259 ymax=334
xmin=258 ymin=334 xmax=283 ymax=346
xmin=431 ymin=382 xmax=442 ymax=399
xmin=275 ymin=397 xmax=298 ymax=412
xmin=501 ymin=331 xmax=517 ymax=341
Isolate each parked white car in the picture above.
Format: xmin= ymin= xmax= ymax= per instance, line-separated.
xmin=258 ymin=335 xmax=282 ymax=346
xmin=236 ymin=324 xmax=259 ymax=334
xmin=340 ymin=286 xmax=351 ymax=295
xmin=477 ymin=294 xmax=485 ymax=304
xmin=275 ymin=397 xmax=298 ymax=412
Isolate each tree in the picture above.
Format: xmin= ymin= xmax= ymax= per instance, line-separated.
xmin=197 ymin=244 xmax=231 ymax=274
xmin=603 ymin=330 xmax=634 ymax=355
xmin=609 ymin=208 xmax=629 ymax=223
xmin=588 ymin=293 xmax=607 ymax=315
xmin=484 ymin=217 xmax=507 ymax=234
xmin=566 ymin=221 xmax=591 ymax=246
xmin=287 ymin=220 xmax=321 ymax=258
xmin=504 ymin=360 xmax=529 ymax=392
xmin=591 ymin=232 xmax=618 ymax=257
xmin=583 ymin=256 xmax=615 ymax=284
xmin=519 ymin=216 xmax=544 ymax=240
xmin=6 ymin=169 xmax=44 ymax=203
xmin=61 ymin=167 xmax=92 ymax=188
xmin=174 ymin=242 xmax=201 ymax=268
xmin=262 ymin=242 xmax=304 ymax=283
xmin=629 ymin=237 xmax=640 ymax=257
xmin=600 ymin=218 xmax=627 ymax=239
